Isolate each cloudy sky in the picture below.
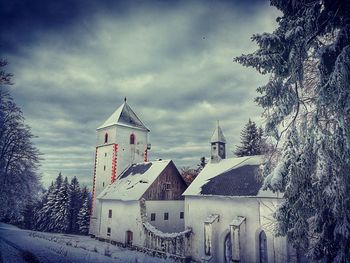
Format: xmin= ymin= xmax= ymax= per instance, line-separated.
xmin=1 ymin=0 xmax=279 ymax=187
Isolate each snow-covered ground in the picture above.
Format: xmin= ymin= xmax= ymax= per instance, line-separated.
xmin=0 ymin=223 xmax=175 ymax=263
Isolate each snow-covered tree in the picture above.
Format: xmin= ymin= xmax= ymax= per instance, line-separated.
xmin=34 ymin=174 xmax=90 ymax=234
xmin=68 ymin=176 xmax=82 ymax=233
xmin=53 ymin=176 xmax=70 ymax=233
xmin=35 ymin=182 xmax=55 ymax=231
xmin=77 ymin=197 xmax=90 ymax=235
xmin=235 ymin=0 xmax=350 ymax=261
xmin=0 ymin=60 xmax=41 ymax=222
xmin=35 ymin=173 xmax=63 ymax=232
xmin=234 ymin=119 xmax=262 ymax=157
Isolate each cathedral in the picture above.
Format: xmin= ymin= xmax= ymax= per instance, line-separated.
xmin=89 ymin=99 xmax=294 ymax=263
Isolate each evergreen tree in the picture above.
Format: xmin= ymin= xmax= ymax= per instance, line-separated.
xmin=234 ymin=119 xmax=262 ymax=157
xmin=53 ymin=176 xmax=70 ymax=233
xmin=196 ymin=157 xmax=207 ymax=173
xmin=235 ymin=0 xmax=350 ymax=261
xmin=77 ymin=197 xmax=90 ymax=235
xmin=36 ymin=173 xmax=63 ymax=232
xmin=35 ymin=182 xmax=55 ymax=231
xmin=0 ymin=60 xmax=41 ymax=222
xmin=68 ymin=176 xmax=82 ymax=233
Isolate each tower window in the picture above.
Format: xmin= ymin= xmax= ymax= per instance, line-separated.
xmin=107 ymin=227 xmax=111 ymax=236
xmin=130 ymin=134 xmax=135 ymax=144
xmin=108 ymin=209 xmax=112 ymax=218
xmin=104 ymin=133 xmax=108 ymax=143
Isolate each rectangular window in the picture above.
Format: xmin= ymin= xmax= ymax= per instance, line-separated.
xmin=180 ymin=212 xmax=184 ymax=219
xmin=164 ymin=212 xmax=169 ymax=220
xmin=107 ymin=227 xmax=111 ymax=236
xmin=108 ymin=209 xmax=112 ymax=218
xmin=104 ymin=165 xmax=106 ymax=171
xmin=105 ymin=152 xmax=107 ymax=157
xmin=151 ymin=213 xmax=156 ymax=221
xmin=165 ymin=183 xmax=171 ymax=190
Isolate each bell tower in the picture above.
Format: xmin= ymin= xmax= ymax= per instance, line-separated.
xmin=210 ymin=120 xmax=226 ymax=162
xmin=89 ymin=98 xmax=150 ymax=235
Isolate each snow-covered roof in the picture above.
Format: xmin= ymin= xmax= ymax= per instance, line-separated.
xmin=97 ymin=100 xmax=149 ymax=131
xmin=97 ymin=160 xmax=171 ymax=201
xmin=183 ymin=155 xmax=279 ymax=198
xmin=210 ymin=121 xmax=226 ymax=143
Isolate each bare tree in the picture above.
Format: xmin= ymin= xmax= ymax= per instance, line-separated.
xmin=0 ymin=60 xmax=41 ymax=222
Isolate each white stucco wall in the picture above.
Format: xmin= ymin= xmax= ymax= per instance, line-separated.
xmin=145 ymin=200 xmax=185 ymax=233
xmin=114 ymin=125 xmax=148 ymax=177
xmin=99 ymin=200 xmax=145 ymax=246
xmin=185 ymin=196 xmax=288 ymax=263
xmin=258 ymin=198 xmax=289 ymax=263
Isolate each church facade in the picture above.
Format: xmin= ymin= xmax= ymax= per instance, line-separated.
xmin=89 ymin=99 xmax=294 ymax=263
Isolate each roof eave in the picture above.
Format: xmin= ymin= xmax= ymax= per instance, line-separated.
xmin=96 ymin=123 xmax=150 ymax=131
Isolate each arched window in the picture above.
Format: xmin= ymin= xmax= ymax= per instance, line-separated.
xmin=130 ymin=134 xmax=135 ymax=144
xmin=259 ymin=230 xmax=268 ymax=263
xmin=104 ymin=133 xmax=108 ymax=143
xmin=224 ymin=233 xmax=232 ymax=263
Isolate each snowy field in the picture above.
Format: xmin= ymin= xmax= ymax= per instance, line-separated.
xmin=0 ymin=223 xmax=175 ymax=263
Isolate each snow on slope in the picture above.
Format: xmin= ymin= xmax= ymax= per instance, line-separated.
xmin=98 ymin=160 xmax=171 ymax=201
xmin=0 ymin=223 xmax=174 ymax=263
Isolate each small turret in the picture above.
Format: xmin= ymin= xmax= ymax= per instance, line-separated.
xmin=210 ymin=120 xmax=226 ymax=162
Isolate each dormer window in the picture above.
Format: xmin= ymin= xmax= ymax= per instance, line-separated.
xmin=104 ymin=133 xmax=108 ymax=143
xmin=130 ymin=134 xmax=135 ymax=144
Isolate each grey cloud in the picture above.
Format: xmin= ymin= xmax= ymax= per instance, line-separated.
xmin=5 ymin=1 xmax=279 ymax=187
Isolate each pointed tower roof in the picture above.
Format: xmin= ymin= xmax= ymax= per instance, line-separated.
xmin=97 ymin=99 xmax=150 ymax=131
xmin=210 ymin=120 xmax=226 ymax=143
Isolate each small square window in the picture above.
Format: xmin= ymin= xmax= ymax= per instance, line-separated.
xmin=151 ymin=213 xmax=156 ymax=221
xmin=180 ymin=212 xmax=184 ymax=219
xmin=165 ymin=183 xmax=171 ymax=190
xmin=107 ymin=227 xmax=111 ymax=236
xmin=164 ymin=212 xmax=169 ymax=220
xmin=108 ymin=209 xmax=112 ymax=218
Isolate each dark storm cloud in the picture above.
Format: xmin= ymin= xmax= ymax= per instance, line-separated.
xmin=1 ymin=0 xmax=280 ymax=187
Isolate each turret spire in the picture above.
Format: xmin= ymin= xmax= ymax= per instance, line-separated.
xmin=210 ymin=121 xmax=226 ymax=162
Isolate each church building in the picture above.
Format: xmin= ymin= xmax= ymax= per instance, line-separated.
xmin=183 ymin=122 xmax=292 ymax=263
